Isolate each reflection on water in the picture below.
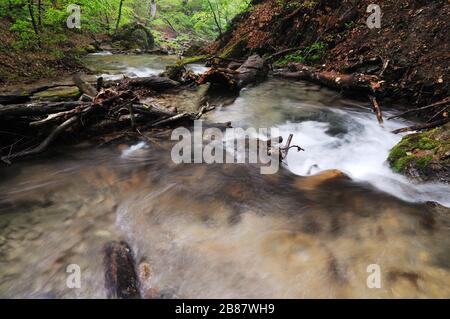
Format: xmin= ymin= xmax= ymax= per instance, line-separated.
xmin=0 ymin=143 xmax=450 ymax=298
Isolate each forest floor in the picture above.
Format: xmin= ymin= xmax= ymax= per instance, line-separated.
xmin=0 ymin=18 xmax=96 ymax=87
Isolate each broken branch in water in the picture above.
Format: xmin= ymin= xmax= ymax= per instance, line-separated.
xmin=280 ymin=134 xmax=304 ymax=160
xmin=0 ymin=76 xmax=196 ymax=162
xmin=369 ymin=95 xmax=384 ymax=125
xmin=1 ymin=114 xmax=82 ymax=163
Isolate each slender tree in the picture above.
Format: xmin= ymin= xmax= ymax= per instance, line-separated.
xmin=38 ymin=0 xmax=42 ymax=28
xmin=27 ymin=0 xmax=39 ymax=33
xmin=207 ymin=0 xmax=222 ymax=38
xmin=115 ymin=0 xmax=125 ymax=34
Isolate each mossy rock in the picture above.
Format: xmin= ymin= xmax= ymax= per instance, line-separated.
xmin=32 ymin=86 xmax=81 ymax=102
xmin=113 ymin=23 xmax=155 ymax=51
xmin=388 ymin=123 xmax=450 ymax=183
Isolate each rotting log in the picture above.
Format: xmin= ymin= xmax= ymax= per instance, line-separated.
xmin=0 ymin=101 xmax=87 ymax=117
xmin=274 ymin=63 xmax=383 ymax=94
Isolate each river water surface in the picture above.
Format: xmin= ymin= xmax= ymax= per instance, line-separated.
xmin=0 ymin=54 xmax=449 ymax=298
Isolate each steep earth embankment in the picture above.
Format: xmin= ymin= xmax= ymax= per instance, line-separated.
xmin=210 ymin=0 xmax=449 ymax=182
xmin=211 ymin=0 xmax=449 ymax=115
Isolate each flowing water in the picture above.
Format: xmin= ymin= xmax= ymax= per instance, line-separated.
xmin=0 ymin=54 xmax=449 ymax=298
xmin=83 ymin=52 xmax=209 ymax=80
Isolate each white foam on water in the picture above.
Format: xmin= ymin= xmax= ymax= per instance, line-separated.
xmin=88 ymin=51 xmax=113 ymax=56
xmin=121 ymin=141 xmax=148 ymax=158
xmin=278 ymin=109 xmax=450 ymax=207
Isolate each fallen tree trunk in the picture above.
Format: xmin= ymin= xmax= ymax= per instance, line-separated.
xmin=274 ymin=63 xmax=383 ymax=94
xmin=0 ymin=95 xmax=30 ymax=105
xmin=0 ymin=101 xmax=87 ymax=117
xmin=387 ymin=97 xmax=450 ymax=120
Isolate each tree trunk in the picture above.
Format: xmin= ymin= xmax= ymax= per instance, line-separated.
xmin=38 ymin=0 xmax=42 ymax=28
xmin=27 ymin=0 xmax=40 ymax=43
xmin=115 ymin=0 xmax=125 ymax=34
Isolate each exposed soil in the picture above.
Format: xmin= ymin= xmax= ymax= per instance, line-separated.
xmin=211 ymin=0 xmax=449 ymax=118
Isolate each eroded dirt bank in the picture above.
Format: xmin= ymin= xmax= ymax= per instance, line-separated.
xmin=211 ymin=0 xmax=449 ymax=116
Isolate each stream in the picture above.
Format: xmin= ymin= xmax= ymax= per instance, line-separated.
xmin=0 ymin=53 xmax=449 ymax=298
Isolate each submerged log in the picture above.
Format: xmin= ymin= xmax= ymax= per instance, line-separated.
xmin=103 ymin=241 xmax=141 ymax=299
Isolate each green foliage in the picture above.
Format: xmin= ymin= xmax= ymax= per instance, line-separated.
xmin=0 ymin=0 xmax=250 ymax=52
xmin=275 ymin=41 xmax=327 ymax=67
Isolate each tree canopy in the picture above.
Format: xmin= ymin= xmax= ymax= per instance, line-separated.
xmin=0 ymin=0 xmax=251 ymax=50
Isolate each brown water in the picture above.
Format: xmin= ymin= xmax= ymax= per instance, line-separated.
xmin=0 ymin=55 xmax=449 ymax=298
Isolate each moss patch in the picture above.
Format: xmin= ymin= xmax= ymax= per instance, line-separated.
xmin=219 ymin=38 xmax=248 ymax=59
xmin=177 ymin=55 xmax=208 ymax=67
xmin=388 ymin=123 xmax=450 ymax=181
xmin=32 ymin=86 xmax=81 ymax=101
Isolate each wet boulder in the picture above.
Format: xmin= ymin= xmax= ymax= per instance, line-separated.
xmin=235 ymin=54 xmax=269 ymax=88
xmin=388 ymin=123 xmax=450 ymax=183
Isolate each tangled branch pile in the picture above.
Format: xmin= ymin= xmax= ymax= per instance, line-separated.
xmin=0 ymin=75 xmax=207 ymax=163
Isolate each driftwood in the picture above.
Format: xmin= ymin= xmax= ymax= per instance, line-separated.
xmin=0 ymin=101 xmax=87 ymax=117
xmin=392 ymin=118 xmax=450 ymax=134
xmin=103 ymin=241 xmax=141 ymax=299
xmin=0 ymin=76 xmax=194 ymax=162
xmin=1 ymin=115 xmax=82 ymax=163
xmin=387 ymin=97 xmax=450 ymax=120
xmin=369 ymin=95 xmax=384 ymax=125
xmin=274 ymin=63 xmax=383 ymax=94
